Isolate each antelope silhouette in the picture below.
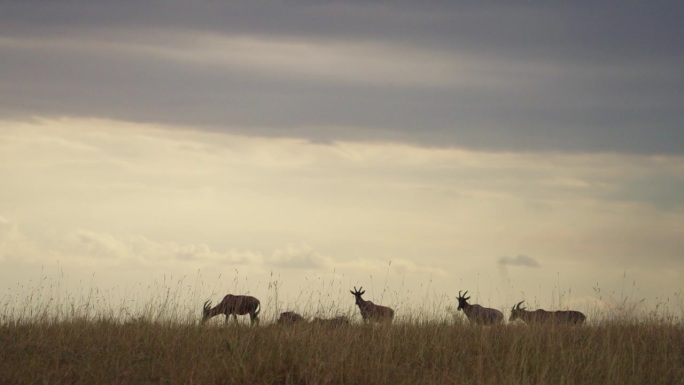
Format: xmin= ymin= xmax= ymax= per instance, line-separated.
xmin=202 ymin=294 xmax=260 ymax=325
xmin=509 ymin=301 xmax=586 ymax=325
xmin=350 ymin=286 xmax=394 ymax=323
xmin=456 ymin=290 xmax=503 ymax=325
xmin=277 ymin=311 xmax=306 ymax=325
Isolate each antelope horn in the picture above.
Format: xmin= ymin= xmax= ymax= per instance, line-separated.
xmin=203 ymin=300 xmax=211 ymax=312
xmin=516 ymin=300 xmax=525 ymax=310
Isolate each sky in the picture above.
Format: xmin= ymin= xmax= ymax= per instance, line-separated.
xmin=1 ymin=1 xmax=683 ymax=322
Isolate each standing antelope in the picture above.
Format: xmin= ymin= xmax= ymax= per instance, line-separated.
xmin=350 ymin=287 xmax=394 ymax=323
xmin=456 ymin=290 xmax=503 ymax=325
xmin=509 ymin=301 xmax=586 ymax=325
xmin=202 ymin=294 xmax=261 ymax=325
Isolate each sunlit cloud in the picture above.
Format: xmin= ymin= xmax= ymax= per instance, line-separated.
xmin=268 ymin=244 xmax=333 ymax=270
xmin=0 ymin=120 xmax=683 ymax=313
xmin=498 ymin=255 xmax=540 ymax=268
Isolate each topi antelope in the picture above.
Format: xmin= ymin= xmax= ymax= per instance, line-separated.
xmin=350 ymin=286 xmax=394 ymax=323
xmin=509 ymin=301 xmax=586 ymax=325
xmin=456 ymin=290 xmax=503 ymax=325
xmin=277 ymin=311 xmax=306 ymax=325
xmin=202 ymin=294 xmax=261 ymax=325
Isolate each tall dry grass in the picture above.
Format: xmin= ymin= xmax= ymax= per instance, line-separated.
xmin=2 ymin=274 xmax=683 ymax=384
xmin=2 ymin=317 xmax=683 ymax=384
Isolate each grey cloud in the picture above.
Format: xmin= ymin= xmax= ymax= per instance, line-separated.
xmin=1 ymin=2 xmax=683 ymax=154
xmin=3 ymin=3 xmax=681 ymax=61
xmin=602 ymin=175 xmax=684 ymax=210
xmin=498 ymin=255 xmax=541 ymax=268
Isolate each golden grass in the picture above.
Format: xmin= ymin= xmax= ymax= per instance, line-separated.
xmin=2 ymin=317 xmax=683 ymax=385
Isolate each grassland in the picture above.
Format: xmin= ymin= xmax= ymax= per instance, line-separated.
xmin=2 ymin=316 xmax=683 ymax=385
xmin=2 ymin=275 xmax=682 ymax=384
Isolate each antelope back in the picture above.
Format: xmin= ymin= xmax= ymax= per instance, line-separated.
xmin=277 ymin=311 xmax=305 ymax=325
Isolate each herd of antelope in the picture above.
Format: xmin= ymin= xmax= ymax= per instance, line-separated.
xmin=201 ymin=287 xmax=586 ymax=326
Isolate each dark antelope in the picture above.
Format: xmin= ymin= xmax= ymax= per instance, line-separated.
xmin=509 ymin=301 xmax=586 ymax=325
xmin=456 ymin=290 xmax=503 ymax=325
xmin=277 ymin=311 xmax=306 ymax=325
xmin=350 ymin=287 xmax=394 ymax=323
xmin=202 ymin=294 xmax=261 ymax=325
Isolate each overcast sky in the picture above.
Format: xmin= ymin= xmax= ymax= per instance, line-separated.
xmin=1 ymin=2 xmax=683 ymax=321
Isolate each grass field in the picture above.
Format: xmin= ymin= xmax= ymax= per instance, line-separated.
xmin=2 ymin=315 xmax=683 ymax=385
xmin=2 ymin=275 xmax=683 ymax=384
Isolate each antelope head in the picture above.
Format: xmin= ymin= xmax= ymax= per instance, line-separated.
xmin=509 ymin=300 xmax=525 ymax=321
xmin=456 ymin=290 xmax=470 ymax=310
xmin=456 ymin=290 xmax=471 ymax=311
xmin=201 ymin=300 xmax=212 ymax=323
xmin=350 ymin=286 xmax=366 ymax=306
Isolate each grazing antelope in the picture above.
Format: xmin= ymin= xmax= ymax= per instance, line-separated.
xmin=509 ymin=301 xmax=586 ymax=325
xmin=202 ymin=294 xmax=261 ymax=325
xmin=456 ymin=290 xmax=503 ymax=325
xmin=277 ymin=311 xmax=306 ymax=325
xmin=350 ymin=286 xmax=394 ymax=323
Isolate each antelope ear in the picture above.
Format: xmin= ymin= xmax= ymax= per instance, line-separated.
xmin=360 ymin=290 xmax=365 ymax=295
xmin=350 ymin=290 xmax=355 ymax=295
xmin=465 ymin=296 xmax=471 ymax=301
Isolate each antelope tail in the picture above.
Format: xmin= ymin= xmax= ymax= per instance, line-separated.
xmin=254 ymin=302 xmax=261 ymax=316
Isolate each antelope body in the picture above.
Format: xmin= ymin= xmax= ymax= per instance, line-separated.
xmin=277 ymin=311 xmax=306 ymax=325
xmin=456 ymin=291 xmax=503 ymax=325
xmin=202 ymin=294 xmax=260 ymax=325
xmin=509 ymin=301 xmax=586 ymax=325
xmin=350 ymin=287 xmax=394 ymax=323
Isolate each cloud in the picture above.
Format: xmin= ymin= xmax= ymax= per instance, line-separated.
xmin=391 ymin=259 xmax=447 ymax=276
xmin=2 ymin=123 xmax=684 ymax=314
xmin=0 ymin=217 xmax=21 ymax=240
xmin=0 ymin=218 xmax=265 ymax=268
xmin=340 ymin=258 xmax=446 ymax=276
xmin=64 ymin=230 xmax=129 ymax=260
xmin=498 ymin=255 xmax=541 ymax=268
xmin=1 ymin=2 xmax=682 ymax=154
xmin=126 ymin=237 xmax=263 ymax=266
xmin=0 ymin=216 xmax=41 ymax=264
xmin=268 ymin=244 xmax=333 ymax=270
